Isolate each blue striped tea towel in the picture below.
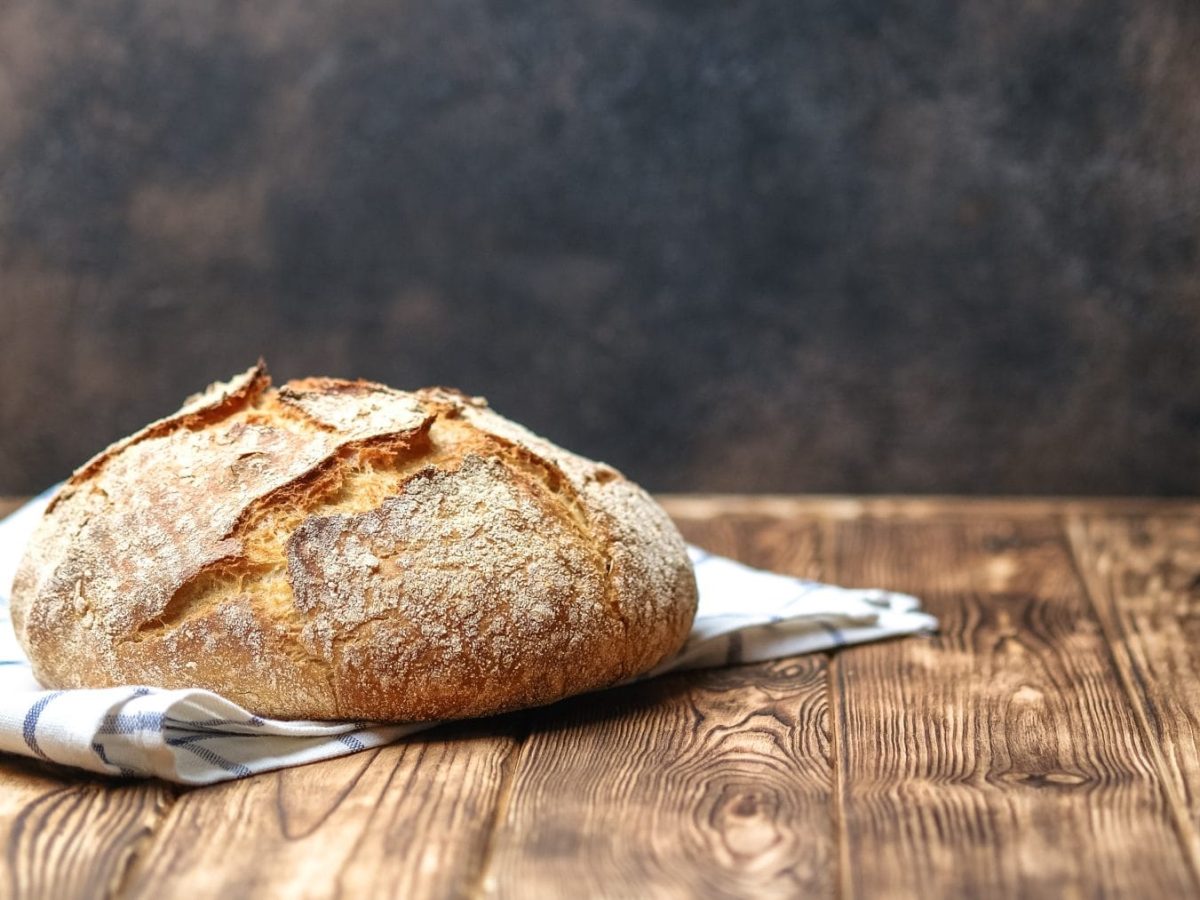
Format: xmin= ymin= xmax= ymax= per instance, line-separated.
xmin=0 ymin=490 xmax=936 ymax=785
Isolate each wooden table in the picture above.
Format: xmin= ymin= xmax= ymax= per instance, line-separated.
xmin=4 ymin=495 xmax=1200 ymax=899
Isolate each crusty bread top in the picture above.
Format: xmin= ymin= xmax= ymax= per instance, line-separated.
xmin=26 ymin=363 xmax=435 ymax=642
xmin=11 ymin=362 xmax=697 ymax=720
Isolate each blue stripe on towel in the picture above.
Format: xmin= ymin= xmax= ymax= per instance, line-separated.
xmin=165 ymin=735 xmax=252 ymax=777
xmin=97 ymin=712 xmax=165 ymax=734
xmin=22 ymin=691 xmax=64 ymax=760
xmin=91 ymin=741 xmax=136 ymax=777
xmin=815 ymin=620 xmax=846 ymax=647
xmin=163 ymin=715 xmax=268 ymax=730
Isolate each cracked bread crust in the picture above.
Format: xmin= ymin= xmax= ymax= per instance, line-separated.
xmin=10 ymin=363 xmax=697 ymax=721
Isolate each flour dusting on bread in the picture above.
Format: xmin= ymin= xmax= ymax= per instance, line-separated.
xmin=11 ymin=363 xmax=697 ymax=721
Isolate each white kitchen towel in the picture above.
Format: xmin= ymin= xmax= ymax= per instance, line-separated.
xmin=0 ymin=489 xmax=936 ymax=785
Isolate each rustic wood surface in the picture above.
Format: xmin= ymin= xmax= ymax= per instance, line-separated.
xmin=3 ymin=496 xmax=1200 ymax=899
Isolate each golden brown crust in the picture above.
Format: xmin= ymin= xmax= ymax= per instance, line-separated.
xmin=11 ymin=363 xmax=697 ymax=721
xmin=54 ymin=360 xmax=272 ymax=506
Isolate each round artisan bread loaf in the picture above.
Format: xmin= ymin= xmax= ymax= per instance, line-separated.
xmin=11 ymin=362 xmax=697 ymax=721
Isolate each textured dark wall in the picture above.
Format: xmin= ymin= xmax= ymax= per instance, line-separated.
xmin=2 ymin=0 xmax=1199 ymax=494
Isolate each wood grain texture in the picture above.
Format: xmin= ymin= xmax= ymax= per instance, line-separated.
xmin=481 ymin=513 xmax=834 ymax=898
xmin=828 ymin=514 xmax=1200 ymax=898
xmin=1068 ymin=513 xmax=1200 ymax=871
xmin=0 ymin=757 xmax=174 ymax=900
xmin=4 ymin=498 xmax=1200 ymax=899
xmin=119 ymin=720 xmax=520 ymax=900
xmin=482 ymin=660 xmax=831 ymax=899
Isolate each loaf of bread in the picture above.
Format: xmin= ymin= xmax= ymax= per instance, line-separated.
xmin=11 ymin=363 xmax=697 ymax=721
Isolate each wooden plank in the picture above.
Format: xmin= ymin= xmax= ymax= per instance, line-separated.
xmin=120 ymin=719 xmax=520 ymax=899
xmin=479 ymin=512 xmax=836 ymax=898
xmin=1067 ymin=512 xmax=1200 ymax=868
xmin=481 ymin=659 xmax=832 ymax=898
xmin=672 ymin=509 xmax=830 ymax=582
xmin=0 ymin=756 xmax=175 ymax=900
xmin=828 ymin=513 xmax=1200 ymax=898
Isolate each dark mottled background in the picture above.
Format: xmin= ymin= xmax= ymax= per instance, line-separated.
xmin=2 ymin=0 xmax=1199 ymax=494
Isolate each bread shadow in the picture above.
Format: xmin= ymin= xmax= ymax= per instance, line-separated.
xmin=420 ymin=669 xmax=704 ymax=747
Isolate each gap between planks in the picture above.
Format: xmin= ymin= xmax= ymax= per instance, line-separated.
xmin=819 ymin=515 xmax=849 ymax=900
xmin=827 ymin=655 xmax=850 ymax=900
xmin=467 ymin=715 xmax=532 ymax=900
